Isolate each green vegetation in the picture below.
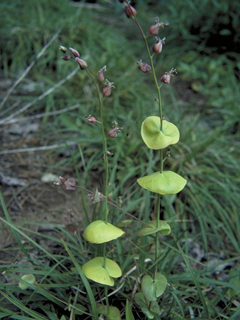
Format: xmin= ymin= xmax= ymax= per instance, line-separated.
xmin=0 ymin=0 xmax=239 ymax=319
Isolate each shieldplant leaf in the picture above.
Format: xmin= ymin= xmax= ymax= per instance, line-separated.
xmin=82 ymin=257 xmax=122 ymax=286
xmin=19 ymin=274 xmax=36 ymax=290
xmin=137 ymin=171 xmax=187 ymax=195
xmin=98 ymin=305 xmax=121 ymax=320
xmin=141 ymin=117 xmax=179 ymax=150
xmin=84 ymin=220 xmax=125 ymax=244
xmin=142 ymin=273 xmax=167 ymax=301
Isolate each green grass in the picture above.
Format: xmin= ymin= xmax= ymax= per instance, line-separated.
xmin=0 ymin=0 xmax=239 ymax=319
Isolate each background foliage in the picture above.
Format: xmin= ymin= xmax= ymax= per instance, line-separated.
xmin=0 ymin=0 xmax=239 ymax=319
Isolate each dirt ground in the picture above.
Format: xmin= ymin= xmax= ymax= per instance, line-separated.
xmin=0 ymin=120 xmax=85 ymax=264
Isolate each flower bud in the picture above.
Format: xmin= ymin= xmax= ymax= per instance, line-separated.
xmin=108 ymin=128 xmax=119 ymax=138
xmin=103 ymin=151 xmax=114 ymax=160
xmin=59 ymin=46 xmax=67 ymax=53
xmin=161 ymin=74 xmax=171 ymax=84
xmin=108 ymin=121 xmax=122 ymax=138
xmin=64 ymin=215 xmax=70 ymax=222
xmin=98 ymin=65 xmax=107 ymax=82
xmin=149 ymin=19 xmax=169 ymax=35
xmin=124 ymin=4 xmax=137 ymax=18
xmin=69 ymin=47 xmax=80 ymax=57
xmin=61 ymin=55 xmax=72 ymax=61
xmin=67 ymin=208 xmax=75 ymax=217
xmin=88 ymin=189 xmax=104 ymax=204
xmin=86 ymin=115 xmax=97 ymax=123
xmin=149 ymin=23 xmax=160 ymax=35
xmin=137 ymin=60 xmax=152 ymax=73
xmin=102 ymin=80 xmax=115 ymax=97
xmin=160 ymin=68 xmax=178 ymax=84
xmin=59 ymin=176 xmax=66 ymax=184
xmin=152 ymin=37 xmax=165 ymax=54
xmin=75 ymin=57 xmax=88 ymax=70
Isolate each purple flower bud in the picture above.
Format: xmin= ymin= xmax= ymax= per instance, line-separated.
xmin=160 ymin=68 xmax=178 ymax=84
xmin=69 ymin=47 xmax=80 ymax=57
xmin=75 ymin=57 xmax=88 ymax=70
xmin=86 ymin=115 xmax=97 ymax=123
xmin=161 ymin=74 xmax=171 ymax=84
xmin=67 ymin=208 xmax=74 ymax=217
xmin=108 ymin=128 xmax=119 ymax=138
xmin=137 ymin=60 xmax=152 ymax=73
xmin=102 ymin=80 xmax=115 ymax=97
xmin=61 ymin=55 xmax=72 ymax=61
xmin=59 ymin=46 xmax=67 ymax=53
xmin=98 ymin=65 xmax=107 ymax=83
xmin=64 ymin=215 xmax=70 ymax=222
xmin=59 ymin=176 xmax=67 ymax=184
xmin=149 ymin=23 xmax=160 ymax=35
xmin=108 ymin=121 xmax=123 ymax=138
xmin=149 ymin=19 xmax=169 ymax=35
xmin=152 ymin=37 xmax=165 ymax=54
xmin=124 ymin=4 xmax=137 ymax=18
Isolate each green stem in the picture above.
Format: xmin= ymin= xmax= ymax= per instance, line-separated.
xmin=133 ymin=17 xmax=163 ymax=129
xmin=154 ymin=195 xmax=161 ymax=278
xmin=85 ymin=68 xmax=109 ymax=305
xmin=133 ymin=16 xmax=164 ymax=175
xmin=105 ymin=285 xmax=109 ymax=311
xmin=85 ymin=69 xmax=109 ymax=222
xmin=132 ymin=16 xmax=165 ymax=279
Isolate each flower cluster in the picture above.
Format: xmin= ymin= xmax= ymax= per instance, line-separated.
xmin=59 ymin=46 xmax=88 ymax=70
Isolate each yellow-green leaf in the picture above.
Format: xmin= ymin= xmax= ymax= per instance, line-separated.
xmin=137 ymin=171 xmax=187 ymax=195
xmin=84 ymin=220 xmax=125 ymax=244
xmin=19 ymin=274 xmax=36 ymax=290
xmin=82 ymin=257 xmax=122 ymax=286
xmin=141 ymin=116 xmax=179 ymax=150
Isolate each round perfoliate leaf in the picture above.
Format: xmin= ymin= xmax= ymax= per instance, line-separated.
xmin=98 ymin=306 xmax=121 ymax=320
xmin=84 ymin=220 xmax=125 ymax=244
xmin=82 ymin=257 xmax=122 ymax=286
xmin=142 ymin=273 xmax=167 ymax=301
xmin=137 ymin=170 xmax=187 ymax=195
xmin=137 ymin=220 xmax=171 ymax=237
xmin=19 ymin=274 xmax=36 ymax=290
xmin=141 ymin=116 xmax=179 ymax=150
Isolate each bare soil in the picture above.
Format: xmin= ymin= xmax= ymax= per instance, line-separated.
xmin=0 ymin=121 xmax=84 ymax=264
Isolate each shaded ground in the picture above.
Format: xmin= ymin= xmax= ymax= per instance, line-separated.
xmin=0 ymin=121 xmax=84 ymax=264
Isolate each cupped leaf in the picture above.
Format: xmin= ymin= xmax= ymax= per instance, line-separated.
xmin=137 ymin=220 xmax=171 ymax=237
xmin=141 ymin=117 xmax=179 ymax=150
xmin=84 ymin=220 xmax=125 ymax=244
xmin=137 ymin=170 xmax=187 ymax=195
xmin=19 ymin=274 xmax=36 ymax=290
xmin=98 ymin=305 xmax=121 ymax=320
xmin=82 ymin=257 xmax=122 ymax=286
xmin=142 ymin=273 xmax=167 ymax=301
